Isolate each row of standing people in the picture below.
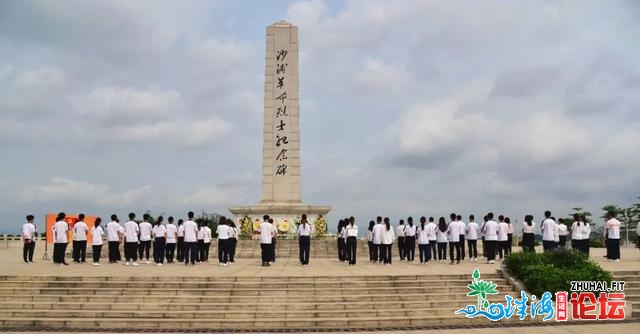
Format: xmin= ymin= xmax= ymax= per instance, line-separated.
xmin=47 ymin=211 xmax=239 ymax=266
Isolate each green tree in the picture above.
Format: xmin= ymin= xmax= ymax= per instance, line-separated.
xmin=565 ymin=207 xmax=592 ymax=224
xmin=194 ymin=211 xmax=223 ymax=238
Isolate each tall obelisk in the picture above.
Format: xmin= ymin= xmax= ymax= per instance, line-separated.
xmin=229 ymin=21 xmax=331 ymax=235
xmin=262 ymin=20 xmax=301 ymax=204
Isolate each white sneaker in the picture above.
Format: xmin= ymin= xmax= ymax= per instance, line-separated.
xmin=125 ymin=262 xmax=130 ymax=266
xmin=157 ymin=263 xmax=162 ymax=266
xmin=219 ymin=263 xmax=225 ymax=266
xmin=614 ymin=259 xmax=620 ymax=262
xmin=132 ymin=262 xmax=140 ymax=266
xmin=145 ymin=260 xmax=150 ymax=264
xmin=93 ymin=263 xmax=100 ymax=266
xmin=489 ymin=260 xmax=496 ymax=264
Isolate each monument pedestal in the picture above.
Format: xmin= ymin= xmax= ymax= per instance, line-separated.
xmin=229 ymin=204 xmax=330 ymax=236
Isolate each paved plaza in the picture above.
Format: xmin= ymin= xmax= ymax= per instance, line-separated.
xmin=0 ymin=240 xmax=638 ymax=277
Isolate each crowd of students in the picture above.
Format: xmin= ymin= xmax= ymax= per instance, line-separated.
xmin=19 ymin=210 xmax=636 ymax=266
xmin=343 ymin=210 xmax=628 ymax=266
xmin=40 ymin=211 xmax=232 ymax=266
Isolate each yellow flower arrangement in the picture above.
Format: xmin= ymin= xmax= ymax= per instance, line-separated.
xmin=240 ymin=215 xmax=253 ymax=236
xmin=253 ymin=219 xmax=261 ymax=231
xmin=277 ymin=220 xmax=290 ymax=233
xmin=314 ymin=215 xmax=327 ymax=237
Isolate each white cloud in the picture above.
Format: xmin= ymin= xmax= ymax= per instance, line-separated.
xmin=354 ymin=58 xmax=410 ymax=95
xmin=20 ymin=177 xmax=151 ymax=208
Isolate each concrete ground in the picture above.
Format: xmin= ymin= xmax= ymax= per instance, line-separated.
xmin=0 ymin=240 xmax=638 ymax=277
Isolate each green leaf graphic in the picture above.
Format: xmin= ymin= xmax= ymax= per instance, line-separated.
xmin=472 ymin=269 xmax=480 ymax=280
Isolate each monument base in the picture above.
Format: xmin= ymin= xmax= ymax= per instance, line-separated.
xmin=229 ymin=203 xmax=330 ymax=237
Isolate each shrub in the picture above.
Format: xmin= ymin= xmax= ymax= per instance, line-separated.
xmin=589 ymin=238 xmax=605 ymax=248
xmin=504 ymin=249 xmax=612 ymax=298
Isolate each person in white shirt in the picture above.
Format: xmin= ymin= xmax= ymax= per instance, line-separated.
xmin=447 ymin=214 xmax=461 ymax=264
xmin=605 ymin=212 xmax=621 ymax=261
xmin=138 ymin=214 xmax=153 ymax=264
xmin=259 ymin=216 xmax=276 ymax=266
xmin=72 ymin=214 xmax=88 ymax=264
xmin=580 ymin=216 xmax=591 ymax=257
xmin=297 ymin=214 xmax=312 ymax=265
xmin=482 ymin=213 xmax=498 ymax=264
xmin=541 ymin=211 xmax=556 ymax=252
xmin=466 ymin=215 xmax=479 ymax=262
xmin=456 ymin=215 xmax=466 ymax=261
xmin=396 ymin=219 xmax=406 ymax=261
xmin=203 ymin=222 xmax=212 ymax=263
xmin=497 ymin=215 xmax=509 ymax=260
xmin=182 ymin=212 xmax=199 ymax=266
xmin=570 ymin=214 xmax=583 ymax=251
xmin=425 ymin=217 xmax=437 ymax=261
xmin=404 ymin=217 xmax=417 ymax=262
xmin=229 ymin=221 xmax=238 ymax=263
xmin=152 ymin=216 xmax=167 ymax=266
xmin=177 ymin=219 xmax=185 ymax=262
xmin=165 ymin=217 xmax=178 ymax=263
xmin=91 ymin=218 xmax=105 ymax=266
xmin=337 ymin=219 xmax=346 ymax=263
xmin=522 ymin=215 xmax=535 ymax=252
xmin=106 ymin=215 xmax=122 ymax=264
xmin=52 ymin=212 xmax=70 ymax=266
xmin=367 ymin=221 xmax=375 ymax=262
xmin=381 ymin=217 xmax=395 ymax=265
xmin=416 ymin=216 xmax=430 ymax=264
xmin=345 ymin=217 xmax=358 ymax=265
xmin=197 ymin=222 xmax=206 ymax=263
xmin=216 ymin=218 xmax=230 ymax=265
xmin=21 ymin=215 xmax=37 ymax=263
xmin=557 ymin=219 xmax=568 ymax=248
xmin=480 ymin=216 xmax=487 ymax=259
xmin=505 ymin=217 xmax=514 ymax=254
xmin=123 ymin=212 xmax=140 ymax=266
xmin=436 ymin=217 xmax=448 ymax=263
xmin=372 ymin=216 xmax=384 ymax=263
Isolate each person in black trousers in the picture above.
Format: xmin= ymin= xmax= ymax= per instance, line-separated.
xmin=269 ymin=218 xmax=277 ymax=263
xmin=457 ymin=214 xmax=465 ymax=261
xmin=397 ymin=219 xmax=405 ymax=261
xmin=367 ymin=221 xmax=375 ymax=262
xmin=21 ymin=215 xmax=37 ymax=263
xmin=177 ymin=219 xmax=185 ymax=262
xmin=404 ymin=217 xmax=416 ymax=262
xmin=298 ymin=214 xmax=312 ymax=265
xmin=51 ymin=212 xmax=69 ymax=266
xmin=336 ymin=219 xmax=346 ymax=262
xmin=345 ymin=217 xmax=358 ymax=265
xmin=229 ymin=220 xmax=237 ymax=263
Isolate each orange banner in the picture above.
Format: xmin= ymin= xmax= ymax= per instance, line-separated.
xmin=46 ymin=213 xmax=99 ymax=244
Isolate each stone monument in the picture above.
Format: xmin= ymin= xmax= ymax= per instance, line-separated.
xmin=229 ymin=21 xmax=331 ymax=236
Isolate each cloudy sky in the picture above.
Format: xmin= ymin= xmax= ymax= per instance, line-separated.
xmin=1 ymin=0 xmax=639 ymax=234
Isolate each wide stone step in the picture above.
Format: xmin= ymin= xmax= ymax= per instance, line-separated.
xmin=0 ymin=279 xmax=509 ymax=289
xmin=0 ymin=291 xmax=521 ymax=304
xmin=0 ymin=306 xmax=510 ymax=318
xmin=0 ymin=274 xmax=504 ymax=282
xmin=0 ymin=297 xmax=516 ymax=311
xmin=0 ymin=314 xmax=539 ymax=329
xmin=0 ymin=285 xmax=514 ymax=296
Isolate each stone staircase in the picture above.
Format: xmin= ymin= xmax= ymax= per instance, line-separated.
xmin=612 ymin=270 xmax=640 ymax=319
xmin=0 ymin=273 xmax=522 ymax=330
